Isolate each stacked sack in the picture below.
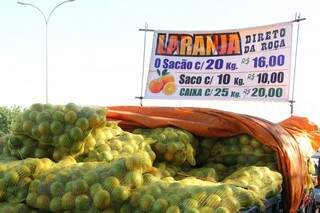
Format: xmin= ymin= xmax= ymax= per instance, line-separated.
xmin=223 ymin=166 xmax=283 ymax=200
xmin=1 ymin=134 xmax=51 ymax=159
xmin=133 ymin=127 xmax=198 ymax=166
xmin=79 ymin=130 xmax=155 ymax=164
xmin=82 ymin=121 xmax=123 ymax=153
xmin=124 ymin=177 xmax=260 ymax=213
xmin=26 ymin=153 xmax=153 ymax=212
xmin=0 ymin=158 xmax=55 ymax=203
xmin=0 ymin=103 xmax=285 ymax=212
xmin=0 ymin=202 xmax=37 ymax=212
xmin=197 ymin=134 xmax=277 ymax=172
xmin=153 ymin=162 xmax=219 ymax=183
xmin=10 ymin=103 xmax=107 ymax=161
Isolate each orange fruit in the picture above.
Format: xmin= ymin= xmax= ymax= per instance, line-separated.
xmin=164 ymin=152 xmax=174 ymax=161
xmin=149 ymin=79 xmax=164 ymax=93
xmin=162 ymin=82 xmax=177 ymax=95
xmin=161 ymin=75 xmax=175 ymax=85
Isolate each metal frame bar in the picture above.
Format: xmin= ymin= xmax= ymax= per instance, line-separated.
xmin=136 ymin=23 xmax=151 ymax=106
xmin=289 ymin=13 xmax=305 ymax=115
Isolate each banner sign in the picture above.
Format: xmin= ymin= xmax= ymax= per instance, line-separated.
xmin=144 ymin=22 xmax=293 ymax=101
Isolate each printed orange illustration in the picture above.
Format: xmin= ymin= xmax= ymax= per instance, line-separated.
xmin=162 ymin=82 xmax=177 ymax=95
xmin=148 ymin=69 xmax=177 ymax=95
xmin=149 ymin=79 xmax=164 ymax=93
xmin=161 ymin=74 xmax=175 ymax=85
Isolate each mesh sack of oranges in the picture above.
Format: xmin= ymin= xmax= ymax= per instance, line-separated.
xmin=0 ymin=158 xmax=55 ymax=203
xmin=26 ymin=154 xmax=154 ymax=212
xmin=9 ymin=103 xmax=109 ymax=161
xmin=77 ymin=128 xmax=155 ymax=164
xmin=223 ymin=166 xmax=283 ymax=200
xmin=196 ymin=135 xmax=277 ymax=167
xmin=0 ymin=202 xmax=37 ymax=212
xmin=122 ymin=174 xmax=262 ymax=213
xmin=133 ymin=127 xmax=198 ymax=166
xmin=107 ymin=106 xmax=320 ymax=213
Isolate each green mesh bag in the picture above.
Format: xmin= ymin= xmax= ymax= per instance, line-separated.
xmin=134 ymin=127 xmax=198 ymax=166
xmin=26 ymin=153 xmax=153 ymax=212
xmin=0 ymin=201 xmax=37 ymax=212
xmin=0 ymin=158 xmax=56 ymax=203
xmin=1 ymin=134 xmax=53 ymax=160
xmin=223 ymin=166 xmax=282 ymax=200
xmin=198 ymin=135 xmax=275 ymax=166
xmin=11 ymin=103 xmax=107 ymax=162
xmin=123 ymin=175 xmax=260 ymax=213
xmin=79 ymin=130 xmax=155 ymax=164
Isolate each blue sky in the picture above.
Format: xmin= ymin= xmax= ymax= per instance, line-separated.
xmin=0 ymin=0 xmax=319 ymax=124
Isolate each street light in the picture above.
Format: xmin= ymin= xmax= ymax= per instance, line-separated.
xmin=17 ymin=0 xmax=76 ymax=104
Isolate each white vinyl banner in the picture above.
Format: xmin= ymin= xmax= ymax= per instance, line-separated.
xmin=144 ymin=22 xmax=293 ymax=101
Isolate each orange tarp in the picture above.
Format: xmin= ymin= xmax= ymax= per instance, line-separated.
xmin=107 ymin=106 xmax=319 ymax=213
xmin=280 ymin=116 xmax=320 ymax=151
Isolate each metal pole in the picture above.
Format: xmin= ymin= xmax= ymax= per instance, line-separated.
xmin=139 ymin=23 xmax=148 ymax=106
xmin=17 ymin=0 xmax=76 ymax=104
xmin=46 ymin=22 xmax=48 ymax=104
xmin=290 ymin=13 xmax=303 ymax=115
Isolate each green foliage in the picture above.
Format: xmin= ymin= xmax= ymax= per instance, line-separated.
xmin=0 ymin=106 xmax=22 ymax=136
